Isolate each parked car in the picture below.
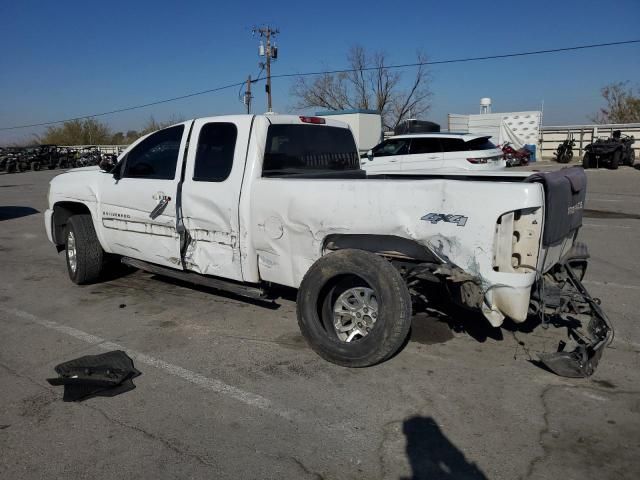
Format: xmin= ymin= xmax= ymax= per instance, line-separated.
xmin=360 ymin=133 xmax=506 ymax=173
xmin=45 ymin=114 xmax=611 ymax=377
xmin=583 ymin=131 xmax=635 ymax=169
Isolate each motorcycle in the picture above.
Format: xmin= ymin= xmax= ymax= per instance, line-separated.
xmin=502 ymin=142 xmax=530 ymax=167
xmin=554 ymin=135 xmax=575 ymax=164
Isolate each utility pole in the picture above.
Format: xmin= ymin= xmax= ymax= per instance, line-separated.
xmin=254 ymin=25 xmax=279 ymax=112
xmin=244 ymin=75 xmax=252 ymax=114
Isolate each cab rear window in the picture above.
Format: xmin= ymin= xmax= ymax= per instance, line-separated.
xmin=263 ymin=124 xmax=360 ymax=176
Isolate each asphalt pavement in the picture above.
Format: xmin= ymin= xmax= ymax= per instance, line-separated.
xmin=1 ymin=164 xmax=639 ymax=479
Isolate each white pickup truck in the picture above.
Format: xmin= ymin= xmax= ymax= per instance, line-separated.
xmin=45 ymin=114 xmax=612 ymax=377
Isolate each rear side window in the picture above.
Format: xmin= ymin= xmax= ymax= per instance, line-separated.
xmin=410 ymin=138 xmax=441 ymax=154
xmin=465 ymin=137 xmax=497 ymax=151
xmin=440 ymin=138 xmax=467 ymax=152
xmin=124 ymin=125 xmax=184 ymax=179
xmin=263 ymin=124 xmax=359 ymax=175
xmin=372 ymin=139 xmax=410 ymax=157
xmin=193 ymin=123 xmax=237 ymax=182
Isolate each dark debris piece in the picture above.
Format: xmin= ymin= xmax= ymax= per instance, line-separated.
xmin=47 ymin=350 xmax=141 ymax=402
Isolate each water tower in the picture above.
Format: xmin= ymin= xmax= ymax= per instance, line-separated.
xmin=480 ymin=97 xmax=492 ymax=114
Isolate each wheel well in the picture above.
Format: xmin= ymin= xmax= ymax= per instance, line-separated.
xmin=52 ymin=202 xmax=92 ymax=246
xmin=322 ymin=234 xmax=438 ymax=263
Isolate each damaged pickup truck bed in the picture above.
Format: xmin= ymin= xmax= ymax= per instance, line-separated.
xmin=45 ymin=114 xmax=612 ymax=377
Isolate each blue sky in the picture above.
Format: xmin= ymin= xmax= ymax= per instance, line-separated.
xmin=1 ymin=0 xmax=639 ymax=143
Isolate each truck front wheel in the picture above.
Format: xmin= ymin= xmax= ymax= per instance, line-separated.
xmin=65 ymin=214 xmax=105 ymax=284
xmin=296 ymin=249 xmax=412 ymax=367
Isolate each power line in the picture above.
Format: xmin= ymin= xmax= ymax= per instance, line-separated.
xmin=269 ymin=39 xmax=640 ymax=79
xmin=2 ymin=39 xmax=638 ymax=131
xmin=1 ymin=81 xmax=246 ymax=131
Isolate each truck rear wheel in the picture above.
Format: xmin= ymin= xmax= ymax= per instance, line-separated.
xmin=65 ymin=214 xmax=105 ymax=284
xmin=296 ymin=249 xmax=412 ymax=367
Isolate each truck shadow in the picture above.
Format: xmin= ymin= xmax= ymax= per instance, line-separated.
xmin=410 ymin=287 xmax=505 ymax=344
xmin=151 ymin=275 xmax=282 ymax=310
xmin=408 ymin=283 xmax=555 ymax=347
xmin=0 ymin=206 xmax=39 ymax=221
xmin=401 ymin=416 xmax=488 ymax=480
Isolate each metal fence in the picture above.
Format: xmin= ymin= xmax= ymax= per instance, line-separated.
xmin=59 ymin=145 xmax=128 ymax=155
xmin=540 ymin=123 xmax=640 ymax=159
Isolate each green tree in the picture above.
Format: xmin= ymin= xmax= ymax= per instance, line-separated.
xmin=38 ymin=118 xmax=113 ymax=145
xmin=111 ymin=131 xmax=125 ymax=144
xmin=591 ymin=82 xmax=640 ymax=124
xmin=124 ymin=130 xmax=140 ymax=143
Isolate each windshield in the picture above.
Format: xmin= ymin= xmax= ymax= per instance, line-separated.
xmin=263 ymin=124 xmax=360 ymax=176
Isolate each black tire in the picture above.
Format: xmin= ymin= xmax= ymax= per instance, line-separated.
xmin=30 ymin=161 xmax=40 ymax=171
xmin=610 ymin=150 xmax=620 ymax=170
xmin=296 ymin=249 xmax=412 ymax=367
xmin=65 ymin=214 xmax=105 ymax=284
xmin=582 ymin=153 xmax=591 ymax=169
xmin=627 ymin=149 xmax=635 ymax=166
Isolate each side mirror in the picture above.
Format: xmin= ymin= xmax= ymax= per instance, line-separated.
xmin=366 ymin=150 xmax=373 ymax=161
xmin=112 ymin=161 xmax=123 ymax=180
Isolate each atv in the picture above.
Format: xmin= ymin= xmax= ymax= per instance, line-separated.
xmin=34 ymin=145 xmax=60 ymax=170
xmin=583 ymin=131 xmax=635 ymax=169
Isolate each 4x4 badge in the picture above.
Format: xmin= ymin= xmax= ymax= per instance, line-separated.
xmin=421 ymin=213 xmax=468 ymax=227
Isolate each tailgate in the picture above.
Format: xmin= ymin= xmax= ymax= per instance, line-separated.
xmin=526 ymin=167 xmax=587 ymax=271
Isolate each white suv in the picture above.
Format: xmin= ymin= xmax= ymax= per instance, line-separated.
xmin=360 ymin=133 xmax=506 ymax=173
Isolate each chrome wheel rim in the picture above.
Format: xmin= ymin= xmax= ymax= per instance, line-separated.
xmin=67 ymin=231 xmax=77 ymax=273
xmin=332 ymin=287 xmax=378 ymax=342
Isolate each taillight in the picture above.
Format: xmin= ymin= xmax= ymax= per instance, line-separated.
xmin=467 ymin=157 xmax=488 ymax=164
xmin=299 ymin=116 xmax=326 ymax=124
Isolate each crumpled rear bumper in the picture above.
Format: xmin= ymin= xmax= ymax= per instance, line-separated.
xmin=535 ymin=262 xmax=613 ymax=378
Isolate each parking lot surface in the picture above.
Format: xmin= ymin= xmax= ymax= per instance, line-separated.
xmin=1 ymin=165 xmax=639 ymax=479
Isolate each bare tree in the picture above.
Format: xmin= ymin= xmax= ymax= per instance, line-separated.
xmin=291 ymin=45 xmax=432 ymax=130
xmin=591 ymin=81 xmax=640 ymax=124
xmin=139 ymin=114 xmax=185 ymax=135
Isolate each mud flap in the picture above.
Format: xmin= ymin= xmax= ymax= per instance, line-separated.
xmin=537 ymin=263 xmax=613 ymax=378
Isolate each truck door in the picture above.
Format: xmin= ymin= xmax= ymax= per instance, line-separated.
xmin=401 ymin=137 xmax=443 ymax=172
xmin=179 ymin=116 xmax=252 ymax=282
xmin=98 ymin=124 xmax=189 ymax=268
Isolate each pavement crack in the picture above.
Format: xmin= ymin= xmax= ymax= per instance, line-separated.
xmin=85 ymin=404 xmax=219 ymax=469
xmin=0 ymin=360 xmax=218 ymax=471
xmin=288 ymin=455 xmax=325 ymax=480
xmin=521 ymin=384 xmax=553 ymax=480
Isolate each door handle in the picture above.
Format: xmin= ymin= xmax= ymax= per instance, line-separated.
xmin=149 ymin=194 xmax=171 ymax=219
